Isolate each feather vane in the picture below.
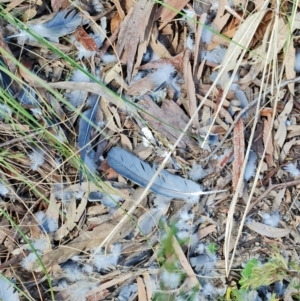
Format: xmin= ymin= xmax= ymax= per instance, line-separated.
xmin=78 ymin=95 xmax=100 ymax=182
xmin=107 ymin=147 xmax=219 ymax=201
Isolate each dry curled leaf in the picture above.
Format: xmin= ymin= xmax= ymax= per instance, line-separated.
xmin=232 ymin=118 xmax=244 ymax=195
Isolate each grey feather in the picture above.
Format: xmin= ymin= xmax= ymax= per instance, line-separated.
xmin=30 ymin=9 xmax=88 ymax=43
xmin=107 ymin=147 xmax=219 ymax=201
xmin=78 ymin=95 xmax=100 ymax=182
xmin=244 ymin=150 xmax=258 ymax=181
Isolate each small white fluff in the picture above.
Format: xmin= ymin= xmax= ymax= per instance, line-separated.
xmin=235 ymin=89 xmax=249 ymax=109
xmin=21 ymin=252 xmax=40 ymax=271
xmin=186 ymin=34 xmax=195 ymax=51
xmin=32 ymin=237 xmax=49 ymax=252
xmin=262 ymin=211 xmax=281 ymax=228
xmin=29 ymin=148 xmax=45 ymax=171
xmin=0 ymin=104 xmax=12 ymax=120
xmin=93 ymin=0 xmax=104 ymax=12
xmin=161 ymin=270 xmax=181 ymax=289
xmin=70 ymin=68 xmax=90 ymax=83
xmin=92 ymin=243 xmax=121 ymax=271
xmin=284 ymin=162 xmax=300 ymax=177
xmin=182 ymin=8 xmax=195 ymax=19
xmin=202 ymin=45 xmax=227 ymax=64
xmin=175 ymin=210 xmax=194 ymax=240
xmin=75 ymin=190 xmax=85 ymax=200
xmin=151 ymin=64 xmax=176 ymax=87
xmin=93 ymin=17 xmax=107 ymax=46
xmin=0 ymin=183 xmax=9 ymax=196
xmin=295 ymin=49 xmax=300 ymax=73
xmin=0 ymin=278 xmax=19 ymax=301
xmin=35 ymin=211 xmax=58 ymax=233
xmin=244 ymin=150 xmax=258 ymax=181
xmin=74 ymin=41 xmax=97 ymax=60
xmin=101 ymin=194 xmax=123 ymax=208
xmin=201 ymin=282 xmax=217 ymax=298
xmin=81 ymin=264 xmax=93 ymax=274
xmin=56 ymin=279 xmax=97 ymax=301
xmin=189 ymin=163 xmax=208 ymax=181
xmin=202 ymin=24 xmax=214 ymax=44
xmin=101 ymin=53 xmax=117 ymax=63
xmin=142 ymin=127 xmax=156 ymax=145
xmin=53 ymin=183 xmax=74 ymax=203
xmin=195 ymin=243 xmax=206 ymax=254
xmin=62 ymin=261 xmax=85 ymax=282
xmin=179 ymin=210 xmax=194 ymax=222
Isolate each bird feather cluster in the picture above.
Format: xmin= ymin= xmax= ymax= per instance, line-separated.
xmin=107 ymin=147 xmax=214 ymax=202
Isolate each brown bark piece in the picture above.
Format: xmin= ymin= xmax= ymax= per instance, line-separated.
xmin=183 ymin=50 xmax=200 ymax=131
xmin=154 ymin=0 xmax=190 ymax=30
xmin=138 ymin=97 xmax=199 ymax=151
xmin=232 ymin=118 xmax=245 ymax=196
xmin=116 ymin=0 xmax=155 ymax=82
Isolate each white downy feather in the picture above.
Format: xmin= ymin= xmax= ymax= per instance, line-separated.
xmin=201 ymin=283 xmax=218 ymax=299
xmin=295 ymin=49 xmax=300 ymax=73
xmin=55 ymin=279 xmax=97 ymax=301
xmin=189 ymin=163 xmax=209 ymax=181
xmin=138 ymin=201 xmax=169 ymax=235
xmin=190 ymin=243 xmax=217 ymax=275
xmin=186 ymin=34 xmax=195 ymax=51
xmin=0 ymin=183 xmax=9 ymax=196
xmin=21 ymin=252 xmax=40 ymax=270
xmin=202 ymin=45 xmax=227 ymax=64
xmin=284 ymin=162 xmax=300 ymax=177
xmin=35 ymin=211 xmax=58 ymax=233
xmin=101 ymin=54 xmax=117 ymax=63
xmin=161 ymin=269 xmax=181 ymax=289
xmin=0 ymin=104 xmax=12 ymax=120
xmin=53 ymin=183 xmax=74 ymax=203
xmin=262 ymin=211 xmax=281 ymax=227
xmin=29 ymin=148 xmax=45 ymax=171
xmin=61 ymin=260 xmax=86 ymax=282
xmin=31 ymin=237 xmax=49 ymax=253
xmin=244 ymin=150 xmax=258 ymax=181
xmin=92 ymin=243 xmax=121 ymax=271
xmin=151 ymin=64 xmax=176 ymax=87
xmin=0 ymin=278 xmax=20 ymax=301
xmin=142 ymin=127 xmax=156 ymax=146
xmin=202 ymin=23 xmax=214 ymax=44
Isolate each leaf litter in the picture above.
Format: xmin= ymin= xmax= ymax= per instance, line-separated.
xmin=1 ymin=0 xmax=300 ymax=300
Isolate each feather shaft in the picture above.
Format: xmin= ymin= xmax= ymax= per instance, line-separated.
xmin=107 ymin=147 xmax=219 ymax=201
